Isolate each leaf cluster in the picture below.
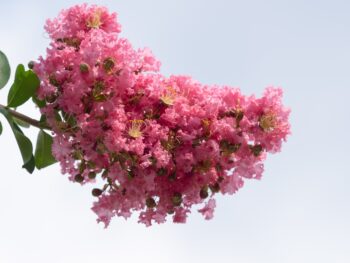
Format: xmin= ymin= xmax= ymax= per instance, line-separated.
xmin=0 ymin=51 xmax=57 ymax=173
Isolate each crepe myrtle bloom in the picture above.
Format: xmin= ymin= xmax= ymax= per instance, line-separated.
xmin=34 ymin=4 xmax=291 ymax=227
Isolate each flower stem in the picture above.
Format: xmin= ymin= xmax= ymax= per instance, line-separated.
xmin=0 ymin=104 xmax=51 ymax=130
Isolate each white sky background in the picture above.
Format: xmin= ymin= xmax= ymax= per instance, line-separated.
xmin=0 ymin=0 xmax=349 ymax=262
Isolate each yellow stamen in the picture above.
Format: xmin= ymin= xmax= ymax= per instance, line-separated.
xmin=259 ymin=113 xmax=276 ymax=132
xmin=160 ymin=86 xmax=176 ymax=106
xmin=201 ymin=119 xmax=211 ymax=137
xmin=202 ymin=119 xmax=211 ymax=127
xmin=87 ymin=9 xmax=103 ymax=29
xmin=128 ymin=120 xmax=144 ymax=138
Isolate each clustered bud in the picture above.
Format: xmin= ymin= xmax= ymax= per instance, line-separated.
xmin=79 ymin=63 xmax=89 ymax=73
xmin=34 ymin=4 xmax=290 ymax=227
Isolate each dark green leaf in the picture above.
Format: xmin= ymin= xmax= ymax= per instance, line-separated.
xmin=35 ymin=130 xmax=57 ymax=169
xmin=7 ymin=64 xmax=40 ymax=108
xmin=22 ymin=155 xmax=35 ymax=174
xmin=0 ymin=120 xmax=2 ymax=135
xmin=0 ymin=108 xmax=35 ymax=173
xmin=0 ymin=50 xmax=10 ymax=89
xmin=13 ymin=126 xmax=33 ymax=163
xmin=14 ymin=117 xmax=30 ymax=128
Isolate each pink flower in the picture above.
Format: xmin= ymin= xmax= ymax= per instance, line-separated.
xmin=35 ymin=4 xmax=291 ymax=227
xmin=198 ymin=199 xmax=216 ymax=220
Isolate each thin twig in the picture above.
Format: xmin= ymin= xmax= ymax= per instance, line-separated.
xmin=0 ymin=104 xmax=51 ymax=130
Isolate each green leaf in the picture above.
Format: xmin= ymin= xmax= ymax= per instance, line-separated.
xmin=13 ymin=126 xmax=33 ymax=163
xmin=0 ymin=121 xmax=2 ymax=135
xmin=22 ymin=155 xmax=35 ymax=173
xmin=0 ymin=50 xmax=10 ymax=89
xmin=7 ymin=64 xmax=40 ymax=108
xmin=14 ymin=117 xmax=30 ymax=128
xmin=0 ymin=108 xmax=35 ymax=173
xmin=35 ymin=130 xmax=57 ymax=169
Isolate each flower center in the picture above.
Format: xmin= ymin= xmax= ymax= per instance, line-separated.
xmin=128 ymin=120 xmax=144 ymax=138
xmin=87 ymin=10 xmax=103 ymax=29
xmin=160 ymin=86 xmax=176 ymax=106
xmin=259 ymin=113 xmax=276 ymax=132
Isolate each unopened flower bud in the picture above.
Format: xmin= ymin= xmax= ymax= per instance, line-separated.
xmin=200 ymin=186 xmax=209 ymax=199
xmin=79 ymin=63 xmax=89 ymax=73
xmin=92 ymin=188 xmax=103 ymax=197
xmin=45 ymin=93 xmax=58 ymax=103
xmin=146 ymin=197 xmax=156 ymax=208
xmin=28 ymin=61 xmax=35 ymax=69
xmin=74 ymin=174 xmax=84 ymax=183
xmin=172 ymin=192 xmax=182 ymax=207
xmin=250 ymin=145 xmax=263 ymax=157
xmin=103 ymin=57 xmax=115 ymax=72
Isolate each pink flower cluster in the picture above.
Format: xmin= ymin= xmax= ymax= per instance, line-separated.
xmin=34 ymin=4 xmax=290 ymax=227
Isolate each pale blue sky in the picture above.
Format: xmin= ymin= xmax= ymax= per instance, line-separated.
xmin=0 ymin=1 xmax=349 ymax=262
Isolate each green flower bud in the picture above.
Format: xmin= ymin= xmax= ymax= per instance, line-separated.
xmin=146 ymin=197 xmax=157 ymax=208
xmin=250 ymin=145 xmax=263 ymax=157
xmin=74 ymin=174 xmax=84 ymax=183
xmin=79 ymin=63 xmax=89 ymax=73
xmin=92 ymin=188 xmax=103 ymax=197
xmin=200 ymin=186 xmax=209 ymax=199
xmin=28 ymin=61 xmax=35 ymax=69
xmin=45 ymin=93 xmax=58 ymax=103
xmin=103 ymin=57 xmax=115 ymax=73
xmin=172 ymin=192 xmax=182 ymax=207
